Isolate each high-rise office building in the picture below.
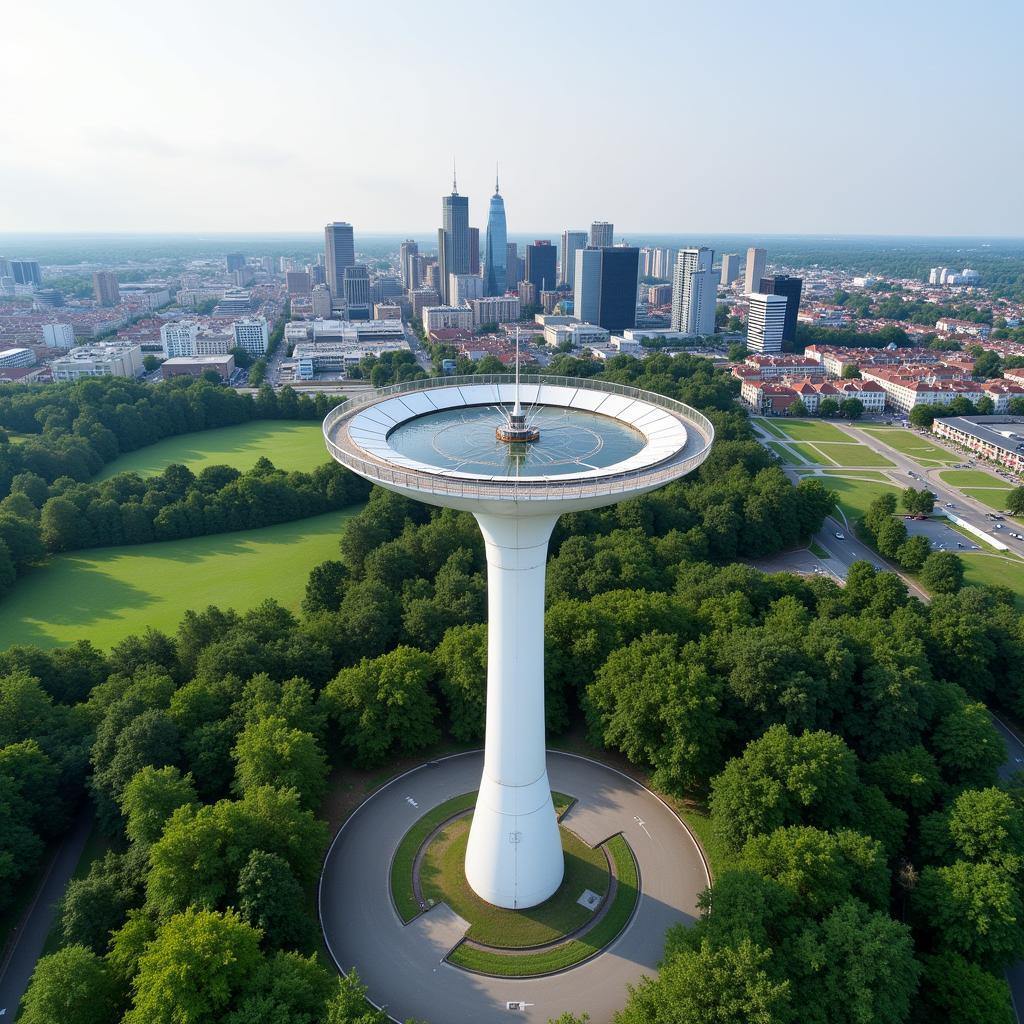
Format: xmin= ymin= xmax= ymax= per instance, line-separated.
xmin=746 ymin=293 xmax=788 ymax=353
xmin=744 ymin=246 xmax=767 ymax=295
xmin=671 ymin=248 xmax=718 ymax=336
xmin=720 ymin=253 xmax=740 ymax=285
xmin=469 ymin=228 xmax=480 ymax=276
xmin=758 ymin=274 xmax=803 ymax=343
xmin=484 ymin=175 xmax=508 ymax=296
xmin=92 ymin=271 xmax=120 ymax=307
xmin=438 ymin=173 xmax=470 ymax=304
xmin=573 ymin=246 xmax=639 ymax=332
xmin=506 ymin=243 xmax=522 ymax=294
xmin=590 ymin=221 xmax=613 ymax=247
xmin=400 ymin=239 xmax=419 ymax=290
xmin=560 ymin=230 xmax=587 ymax=288
xmin=8 ymin=260 xmax=42 ymax=286
xmin=526 ymin=241 xmax=557 ymax=299
xmin=343 ymin=265 xmax=372 ymax=316
xmin=325 ymin=222 xmax=356 ymax=297
xmin=286 ymin=271 xmax=311 ymax=296
xmin=311 ymin=284 xmax=332 ymax=319
xmin=310 ymin=264 xmax=327 ymax=287
xmin=225 ymin=253 xmax=246 ymax=273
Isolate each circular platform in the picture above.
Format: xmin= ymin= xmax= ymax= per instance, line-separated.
xmin=319 ymin=751 xmax=709 ymax=1024
xmin=323 ymin=374 xmax=715 ymax=513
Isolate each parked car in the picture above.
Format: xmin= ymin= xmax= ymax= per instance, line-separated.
xmin=834 ymin=531 xmax=845 ymax=540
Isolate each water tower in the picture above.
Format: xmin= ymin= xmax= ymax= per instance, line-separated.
xmin=324 ymin=369 xmax=713 ymax=908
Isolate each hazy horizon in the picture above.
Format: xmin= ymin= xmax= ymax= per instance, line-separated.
xmin=4 ymin=0 xmax=1022 ymax=236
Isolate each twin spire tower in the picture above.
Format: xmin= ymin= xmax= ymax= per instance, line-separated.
xmin=438 ymin=162 xmax=508 ymax=302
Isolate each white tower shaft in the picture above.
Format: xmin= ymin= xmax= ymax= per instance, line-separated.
xmin=464 ymin=511 xmax=563 ymax=909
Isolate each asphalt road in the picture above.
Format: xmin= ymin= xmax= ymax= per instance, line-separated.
xmin=319 ymin=750 xmax=709 ymax=1024
xmin=0 ymin=809 xmax=92 ymax=1018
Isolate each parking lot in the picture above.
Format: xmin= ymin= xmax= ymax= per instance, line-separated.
xmin=904 ymin=517 xmax=981 ymax=552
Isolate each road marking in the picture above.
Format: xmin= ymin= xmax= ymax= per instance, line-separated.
xmin=634 ymin=816 xmax=651 ymax=838
xmin=405 ymin=796 xmax=418 ymax=808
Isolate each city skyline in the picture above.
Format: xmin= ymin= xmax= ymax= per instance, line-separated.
xmin=3 ymin=0 xmax=1022 ymax=236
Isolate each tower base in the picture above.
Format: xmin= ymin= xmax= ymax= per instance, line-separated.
xmin=464 ymin=768 xmax=564 ymax=909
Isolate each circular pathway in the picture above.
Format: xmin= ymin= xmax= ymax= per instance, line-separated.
xmin=319 ymin=750 xmax=709 ymax=1024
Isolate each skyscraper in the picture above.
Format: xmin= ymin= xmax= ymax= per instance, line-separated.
xmin=506 ymin=242 xmax=522 ymax=290
xmin=526 ymin=241 xmax=557 ymax=299
xmin=469 ymin=228 xmax=480 ymax=276
xmin=8 ymin=260 xmax=42 ymax=286
xmin=758 ymin=274 xmax=803 ymax=343
xmin=343 ymin=265 xmax=371 ymax=316
xmin=720 ymin=253 xmax=740 ymax=285
xmin=746 ymin=293 xmax=788 ymax=353
xmin=438 ymin=172 xmax=470 ymax=304
xmin=574 ymin=246 xmax=639 ymax=331
xmin=560 ymin=230 xmax=587 ymax=288
xmin=92 ymin=271 xmax=120 ymax=306
xmin=590 ymin=221 xmax=613 ymax=247
xmin=671 ymin=248 xmax=718 ymax=336
xmin=484 ymin=174 xmax=508 ymax=296
xmin=325 ymin=223 xmax=355 ymax=297
xmin=399 ymin=239 xmax=419 ymax=290
xmin=225 ymin=253 xmax=246 ymax=273
xmin=744 ymin=247 xmax=767 ymax=296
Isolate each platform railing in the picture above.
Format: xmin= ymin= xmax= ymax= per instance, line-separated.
xmin=322 ymin=375 xmax=715 ymax=501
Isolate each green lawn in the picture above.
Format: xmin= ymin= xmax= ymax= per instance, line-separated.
xmin=447 ymin=835 xmax=639 ymax=977
xmin=754 ymin=418 xmax=788 ymax=439
xmin=0 ymin=509 xmax=359 ymax=650
xmin=821 ymin=470 xmax=891 ymax=482
xmin=824 ymin=478 xmax=901 ymax=524
xmin=812 ymin=443 xmax=896 ymax=468
xmin=940 ymin=469 xmax=1010 ymax=488
xmin=765 ymin=441 xmax=799 ymax=462
xmin=960 ymin=554 xmax=1024 ymax=609
xmin=860 ymin=428 xmax=958 ymax=465
xmin=961 ymin=488 xmax=1014 ymax=511
xmin=95 ymin=421 xmax=329 ymax=479
xmin=421 ymin=816 xmax=608 ymax=947
xmin=790 ymin=442 xmax=828 ymax=465
xmin=809 ymin=541 xmax=831 ymax=559
xmin=770 ymin=420 xmax=856 ymax=443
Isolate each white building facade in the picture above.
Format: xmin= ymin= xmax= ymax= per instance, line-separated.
xmin=746 ymin=293 xmax=788 ymax=354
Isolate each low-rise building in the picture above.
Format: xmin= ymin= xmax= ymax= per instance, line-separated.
xmin=471 ymin=296 xmax=521 ymax=326
xmin=423 ymin=306 xmax=475 ymax=336
xmin=373 ymin=303 xmax=402 ymax=320
xmin=51 ymin=341 xmax=143 ymax=380
xmin=979 ymin=379 xmax=1024 ymax=412
xmin=859 ymin=369 xmax=984 ymax=413
xmin=0 ymin=347 xmax=35 ymax=369
xmin=542 ymin=322 xmax=610 ymax=349
xmin=232 ymin=317 xmax=269 ymax=357
xmin=935 ymin=318 xmax=991 ymax=338
xmin=932 ymin=415 xmax=1024 ymax=476
xmin=743 ymin=354 xmax=826 ymax=380
xmin=161 ymin=355 xmax=235 ymax=381
xmin=292 ymin=339 xmax=409 ymax=380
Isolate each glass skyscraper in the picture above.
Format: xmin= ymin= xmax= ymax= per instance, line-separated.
xmin=483 ymin=174 xmax=507 ymax=296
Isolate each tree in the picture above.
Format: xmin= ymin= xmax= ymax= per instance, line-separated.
xmin=896 ymin=534 xmax=930 ymax=572
xmin=586 ymin=632 xmax=723 ymax=795
xmin=143 ymin=354 xmax=160 ymax=372
xmin=433 ymin=623 xmax=487 ymax=742
xmin=237 ymin=850 xmax=315 ymax=951
xmin=876 ymin=516 xmax=908 ymax=559
xmin=788 ymin=399 xmax=809 ymax=417
xmin=231 ymin=716 xmax=327 ymax=809
xmin=909 ymin=406 xmax=935 ymax=428
xmin=324 ymin=971 xmax=392 ymax=1024
xmin=917 ymin=951 xmax=1015 ymax=1024
xmin=123 ymin=908 xmax=263 ymax=1024
xmin=322 ymin=647 xmax=440 ymax=767
xmin=920 ymin=551 xmax=965 ymax=594
xmin=841 ymin=365 xmax=862 ymax=379
xmin=838 ymin=397 xmax=864 ymax=419
xmin=60 ymin=849 xmax=143 ymax=951
xmin=302 ymin=560 xmax=348 ymax=614
xmin=20 ymin=945 xmax=121 ymax=1024
xmin=709 ymin=726 xmax=860 ymax=851
xmin=913 ymin=860 xmax=1024 ymax=967
xmin=901 ymin=487 xmax=934 ymax=516
xmin=613 ymin=939 xmax=791 ymax=1024
xmin=1006 ymin=486 xmax=1024 ymax=516
xmin=121 ymin=764 xmax=198 ymax=845
xmin=818 ymin=397 xmax=840 ymax=419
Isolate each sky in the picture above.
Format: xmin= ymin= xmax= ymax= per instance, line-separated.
xmin=2 ymin=0 xmax=1023 ymax=237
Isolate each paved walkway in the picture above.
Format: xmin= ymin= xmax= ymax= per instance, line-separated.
xmin=319 ymin=750 xmax=709 ymax=1024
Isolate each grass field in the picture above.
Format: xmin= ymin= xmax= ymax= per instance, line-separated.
xmin=789 ymin=442 xmax=827 ymax=465
xmin=960 ymin=554 xmax=1024 ymax=608
xmin=765 ymin=441 xmax=798 ymax=462
xmin=447 ymin=835 xmax=639 ymax=977
xmin=860 ymin=428 xmax=958 ymax=465
xmin=824 ymin=478 xmax=901 ymax=524
xmin=940 ymin=469 xmax=1010 ymax=488
xmin=421 ymin=816 xmax=608 ymax=947
xmin=812 ymin=443 xmax=895 ymax=468
xmin=95 ymin=421 xmax=329 ymax=479
xmin=820 ymin=469 xmax=891 ymax=482
xmin=961 ymin=488 xmax=1014 ymax=511
xmin=768 ymin=419 xmax=855 ymax=443
xmin=754 ymin=418 xmax=788 ymax=439
xmin=0 ymin=508 xmax=359 ymax=650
